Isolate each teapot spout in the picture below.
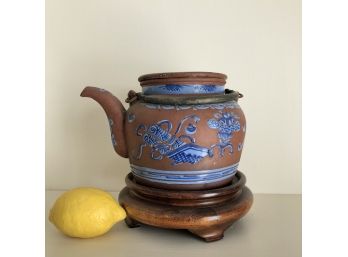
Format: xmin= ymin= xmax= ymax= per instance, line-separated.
xmin=80 ymin=86 xmax=128 ymax=158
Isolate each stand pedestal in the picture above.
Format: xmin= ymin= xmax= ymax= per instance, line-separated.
xmin=118 ymin=171 xmax=253 ymax=242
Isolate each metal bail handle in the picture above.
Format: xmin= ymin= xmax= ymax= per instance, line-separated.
xmin=125 ymin=89 xmax=243 ymax=105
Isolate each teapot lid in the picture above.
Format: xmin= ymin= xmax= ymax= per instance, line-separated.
xmin=138 ymin=72 xmax=227 ymax=86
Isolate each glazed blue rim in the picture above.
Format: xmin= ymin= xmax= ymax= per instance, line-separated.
xmin=125 ymin=171 xmax=245 ymax=199
xmin=142 ymin=84 xmax=225 ymax=95
xmin=130 ymin=163 xmax=239 ymax=184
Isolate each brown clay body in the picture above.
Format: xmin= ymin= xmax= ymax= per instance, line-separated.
xmin=81 ymin=72 xmax=246 ymax=190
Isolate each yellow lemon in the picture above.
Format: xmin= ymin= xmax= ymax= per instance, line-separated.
xmin=49 ymin=187 xmax=126 ymax=238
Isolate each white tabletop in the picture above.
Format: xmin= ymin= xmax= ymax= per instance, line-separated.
xmin=46 ymin=191 xmax=301 ymax=257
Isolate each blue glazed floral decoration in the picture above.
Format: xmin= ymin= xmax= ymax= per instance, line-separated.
xmin=135 ymin=115 xmax=211 ymax=165
xmin=208 ymin=112 xmax=241 ymax=157
xmin=134 ymin=111 xmax=241 ymax=165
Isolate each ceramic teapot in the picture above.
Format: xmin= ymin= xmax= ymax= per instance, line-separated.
xmin=81 ymin=72 xmax=246 ymax=190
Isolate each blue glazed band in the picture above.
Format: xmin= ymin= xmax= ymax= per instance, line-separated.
xmin=142 ymin=84 xmax=225 ymax=95
xmin=130 ymin=163 xmax=239 ymax=184
xmin=144 ymin=101 xmax=240 ymax=110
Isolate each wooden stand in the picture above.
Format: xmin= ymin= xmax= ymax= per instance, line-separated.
xmin=118 ymin=171 xmax=253 ymax=242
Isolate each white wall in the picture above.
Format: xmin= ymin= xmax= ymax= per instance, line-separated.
xmin=46 ymin=0 xmax=301 ymax=193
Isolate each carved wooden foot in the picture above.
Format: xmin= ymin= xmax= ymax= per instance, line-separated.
xmin=189 ymin=223 xmax=233 ymax=242
xmin=118 ymin=172 xmax=253 ymax=242
xmin=125 ymin=216 xmax=140 ymax=228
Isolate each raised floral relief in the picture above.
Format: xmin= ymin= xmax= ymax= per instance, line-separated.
xmin=135 ymin=115 xmax=210 ymax=165
xmin=135 ymin=111 xmax=241 ymax=165
xmin=208 ymin=112 xmax=241 ymax=157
